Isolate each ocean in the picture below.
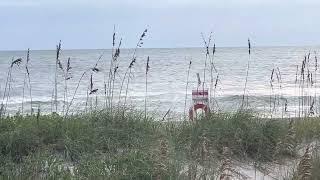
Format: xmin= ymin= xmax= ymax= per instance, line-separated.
xmin=0 ymin=46 xmax=319 ymax=118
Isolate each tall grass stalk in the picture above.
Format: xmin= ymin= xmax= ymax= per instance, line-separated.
xmin=119 ymin=29 xmax=147 ymax=110
xmin=276 ymin=67 xmax=285 ymax=117
xmin=299 ymin=56 xmax=307 ymax=117
xmin=184 ymin=58 xmax=192 ymax=119
xmin=88 ymin=74 xmax=98 ymax=103
xmin=241 ymin=38 xmax=251 ymax=108
xmin=201 ymin=32 xmax=212 ymax=89
xmin=295 ymin=65 xmax=299 ymax=117
xmin=2 ymin=59 xmax=13 ymax=115
xmin=21 ymin=53 xmax=27 ymax=114
xmin=314 ymin=51 xmax=318 ymax=115
xmin=2 ymin=58 xmax=22 ymax=115
xmin=54 ymin=41 xmax=62 ymax=113
xmin=209 ymin=44 xmax=217 ymax=109
xmin=66 ymin=55 xmax=102 ymax=115
xmin=21 ymin=50 xmax=28 ymax=114
xmin=106 ymin=26 xmax=116 ymax=109
xmin=66 ymin=71 xmax=86 ymax=115
xmin=110 ymin=38 xmax=122 ymax=113
xmin=62 ymin=57 xmax=72 ymax=116
xmin=26 ymin=50 xmax=32 ymax=114
xmin=269 ymin=69 xmax=275 ymax=115
xmin=213 ymin=74 xmax=219 ymax=112
xmin=145 ymin=56 xmax=150 ymax=119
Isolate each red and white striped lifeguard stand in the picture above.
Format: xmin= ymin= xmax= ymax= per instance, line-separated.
xmin=189 ymin=89 xmax=210 ymax=120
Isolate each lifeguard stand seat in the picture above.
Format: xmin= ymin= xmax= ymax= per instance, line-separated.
xmin=189 ymin=89 xmax=210 ymax=120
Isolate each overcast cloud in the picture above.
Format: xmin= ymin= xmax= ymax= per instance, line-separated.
xmin=0 ymin=0 xmax=319 ymax=50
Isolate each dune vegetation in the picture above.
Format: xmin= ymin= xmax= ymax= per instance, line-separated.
xmin=0 ymin=110 xmax=320 ymax=179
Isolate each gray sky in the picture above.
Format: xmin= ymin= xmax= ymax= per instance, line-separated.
xmin=1 ymin=0 xmax=320 ymax=50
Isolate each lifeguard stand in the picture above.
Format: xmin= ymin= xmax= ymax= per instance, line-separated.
xmin=189 ymin=89 xmax=210 ymax=120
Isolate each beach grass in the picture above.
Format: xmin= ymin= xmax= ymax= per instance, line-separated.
xmin=0 ymin=110 xmax=320 ymax=179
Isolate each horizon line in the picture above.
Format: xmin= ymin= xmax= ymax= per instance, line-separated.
xmin=0 ymin=44 xmax=320 ymax=52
